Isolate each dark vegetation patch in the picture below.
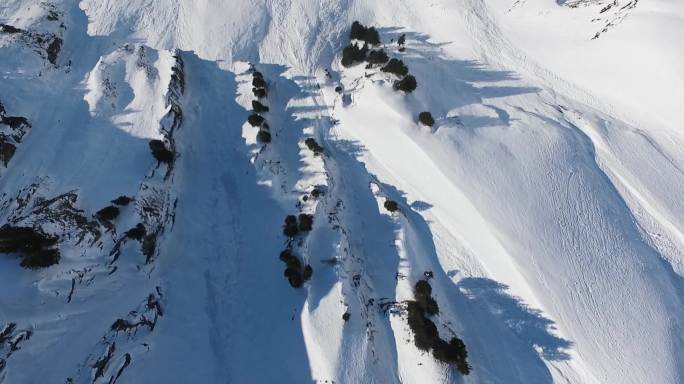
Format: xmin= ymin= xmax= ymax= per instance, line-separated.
xmin=279 ymin=250 xmax=312 ymax=288
xmin=247 ymin=114 xmax=265 ymax=127
xmin=350 ymin=21 xmax=380 ymax=45
xmin=367 ymin=49 xmax=389 ymax=65
xmin=0 ymin=225 xmax=60 ymax=269
xmin=283 ymin=215 xmax=299 ymax=237
xmin=256 ymin=130 xmax=271 ymax=143
xmin=298 ymin=213 xmax=313 ymax=232
xmin=384 ymin=199 xmax=399 ymax=212
xmin=252 ymin=77 xmax=267 ymax=89
xmin=341 ymin=43 xmax=368 ymax=67
xmin=0 ymin=101 xmax=32 ymax=167
xmin=0 ymin=142 xmax=16 ymax=167
xmin=406 ymin=279 xmax=470 ymax=374
xmin=96 ymin=206 xmax=120 ymax=222
xmin=381 ymin=58 xmax=409 ymax=77
xmin=342 ymin=312 xmax=351 ymax=322
xmin=0 ymin=24 xmax=22 ymax=34
xmin=45 ymin=37 xmax=62 ymax=65
xmin=398 ymin=33 xmax=406 ymax=48
xmin=252 ymin=100 xmax=269 ymax=113
xmin=394 ymin=75 xmax=417 ymax=93
xmin=304 ymin=137 xmax=324 ymax=155
xmin=253 ymin=88 xmax=267 ymax=98
xmin=252 ymin=70 xmax=267 ymax=98
xmin=125 ymin=223 xmax=146 ymax=241
xmin=111 ymin=196 xmax=133 ymax=206
xmin=310 ymin=187 xmax=324 ymax=198
xmin=302 ymin=264 xmax=313 ymax=281
xmin=418 ymin=112 xmax=435 ymax=127
xmin=149 ymin=139 xmax=174 ymax=163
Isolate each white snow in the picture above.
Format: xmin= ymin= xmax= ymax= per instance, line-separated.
xmin=0 ymin=0 xmax=682 ymax=383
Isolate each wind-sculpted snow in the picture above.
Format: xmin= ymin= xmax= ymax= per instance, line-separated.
xmin=0 ymin=0 xmax=682 ymax=383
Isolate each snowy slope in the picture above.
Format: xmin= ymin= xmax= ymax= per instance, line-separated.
xmin=0 ymin=0 xmax=682 ymax=383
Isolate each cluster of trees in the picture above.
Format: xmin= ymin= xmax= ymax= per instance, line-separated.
xmin=342 ymin=21 xmax=384 ymax=68
xmin=406 ymin=279 xmax=470 ymax=374
xmin=283 ymin=214 xmax=314 ymax=237
xmin=249 ymin=70 xmax=272 ymax=143
xmin=280 ymin=213 xmax=315 ymax=288
xmin=0 ymin=225 xmax=60 ymax=269
xmin=252 ymin=70 xmax=267 ymax=98
xmin=279 ymin=249 xmax=313 ymax=288
xmin=341 ymin=22 xmax=418 ymax=93
xmin=350 ymin=21 xmax=380 ymax=45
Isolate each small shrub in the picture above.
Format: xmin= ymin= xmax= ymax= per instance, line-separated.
xmin=96 ymin=206 xmax=120 ymax=221
xmin=406 ymin=282 xmax=470 ymax=374
xmin=334 ymin=86 xmax=343 ymax=93
xmin=149 ymin=140 xmax=174 ymax=163
xmin=256 ymin=130 xmax=271 ymax=143
xmin=381 ymin=58 xmax=408 ymax=77
xmin=252 ymin=100 xmax=269 ymax=113
xmin=247 ymin=114 xmax=265 ymax=127
xmin=252 ymin=77 xmax=267 ymax=89
xmin=111 ymin=196 xmax=132 ymax=206
xmin=418 ymin=112 xmax=435 ymax=127
xmin=253 ymin=88 xmax=267 ymax=98
xmin=303 ymin=265 xmax=313 ymax=281
xmin=367 ymin=49 xmax=389 ymax=65
xmin=304 ymin=138 xmax=324 ymax=154
xmin=393 ymin=75 xmax=417 ymax=93
xmin=342 ymin=312 xmax=351 ymax=322
xmin=341 ymin=43 xmax=368 ymax=67
xmin=398 ymin=33 xmax=406 ymax=46
xmin=298 ymin=214 xmax=313 ymax=231
xmin=125 ymin=223 xmax=146 ymax=240
xmin=384 ymin=199 xmax=398 ymax=212
xmin=283 ymin=215 xmax=299 ymax=237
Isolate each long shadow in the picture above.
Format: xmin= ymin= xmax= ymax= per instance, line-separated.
xmin=321 ymin=136 xmax=403 ymax=382
xmin=166 ymin=55 xmax=315 ymax=383
xmin=356 ymin=27 xmax=541 ymax=132
xmin=336 ymin=135 xmax=571 ymax=383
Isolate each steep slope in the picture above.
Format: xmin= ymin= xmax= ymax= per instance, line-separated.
xmin=0 ymin=0 xmax=682 ymax=383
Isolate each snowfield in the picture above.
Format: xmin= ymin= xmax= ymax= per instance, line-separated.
xmin=0 ymin=0 xmax=682 ymax=383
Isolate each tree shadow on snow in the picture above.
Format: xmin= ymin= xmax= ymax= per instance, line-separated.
xmin=360 ymin=28 xmax=540 ymax=132
xmin=331 ymin=136 xmax=572 ymax=382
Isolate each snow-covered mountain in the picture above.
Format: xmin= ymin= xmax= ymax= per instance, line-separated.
xmin=1 ymin=0 xmax=682 ymax=383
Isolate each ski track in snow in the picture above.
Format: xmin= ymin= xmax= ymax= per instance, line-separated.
xmin=0 ymin=0 xmax=682 ymax=383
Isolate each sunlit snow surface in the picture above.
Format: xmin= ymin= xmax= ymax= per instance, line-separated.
xmin=0 ymin=0 xmax=683 ymax=383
